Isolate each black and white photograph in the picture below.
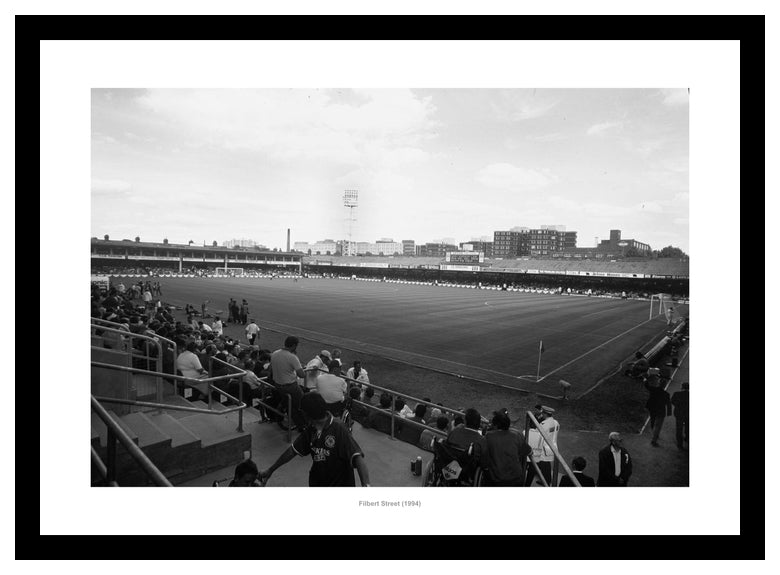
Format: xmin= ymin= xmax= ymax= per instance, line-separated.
xmin=89 ymin=88 xmax=690 ymax=490
xmin=30 ymin=28 xmax=758 ymax=550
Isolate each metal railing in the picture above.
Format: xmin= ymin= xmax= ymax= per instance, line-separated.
xmin=254 ymin=376 xmax=294 ymax=444
xmin=91 ymin=395 xmax=172 ymax=487
xmin=306 ymin=367 xmax=468 ymax=442
xmin=91 ymin=362 xmax=248 ymax=430
xmin=523 ymin=410 xmax=581 ymax=487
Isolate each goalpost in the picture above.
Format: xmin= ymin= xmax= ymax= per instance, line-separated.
xmin=215 ymin=267 xmax=245 ymax=277
xmin=649 ymin=293 xmax=673 ymax=321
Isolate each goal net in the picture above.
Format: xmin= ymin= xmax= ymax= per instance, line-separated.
xmin=215 ymin=267 xmax=245 ymax=277
xmin=649 ymin=293 xmax=674 ymax=321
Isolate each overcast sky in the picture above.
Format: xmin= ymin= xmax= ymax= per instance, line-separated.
xmin=91 ymin=88 xmax=689 ymax=253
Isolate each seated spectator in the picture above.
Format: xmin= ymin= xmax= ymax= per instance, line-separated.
xmin=418 ymin=416 xmax=449 ymax=451
xmin=446 ymin=408 xmax=487 ymax=459
xmin=347 ymin=386 xmax=369 ymax=425
xmin=450 ymin=414 xmax=464 ymax=431
xmin=397 ymin=403 xmax=428 ymax=446
xmin=304 ymin=350 xmax=332 ymax=392
xmin=625 ymin=352 xmax=649 ymax=378
xmin=346 ymin=360 xmax=370 ymax=389
xmin=176 ymin=341 xmax=209 ymax=400
xmin=559 ymin=456 xmax=596 ymax=487
xmin=483 ymin=409 xmax=532 ymax=486
xmin=331 ymin=348 xmax=343 ymax=370
xmin=365 ymin=392 xmax=397 ymax=435
xmin=228 ymin=459 xmax=262 ymax=487
xmin=395 ymin=398 xmax=415 ymax=419
xmin=316 ymin=363 xmax=348 ymax=417
xmin=361 ymin=386 xmax=375 ymax=405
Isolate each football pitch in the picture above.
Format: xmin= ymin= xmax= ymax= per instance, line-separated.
xmin=142 ymin=276 xmax=687 ymax=399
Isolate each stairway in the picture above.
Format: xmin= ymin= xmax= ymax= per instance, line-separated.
xmin=91 ymin=395 xmax=258 ymax=486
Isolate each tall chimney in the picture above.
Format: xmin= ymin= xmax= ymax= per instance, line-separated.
xmin=286 ymin=228 xmax=290 ymax=252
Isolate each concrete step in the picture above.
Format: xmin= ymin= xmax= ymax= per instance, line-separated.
xmin=178 ymin=412 xmax=250 ymax=448
xmin=143 ymin=412 xmax=201 ymax=449
xmin=91 ymin=409 xmax=139 ymax=447
xmin=91 ymin=426 xmax=101 ymax=449
xmin=154 ymin=394 xmax=201 ymax=419
xmin=121 ymin=412 xmax=172 ymax=450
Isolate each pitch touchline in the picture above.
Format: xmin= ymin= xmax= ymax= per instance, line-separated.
xmin=538 ymin=316 xmax=661 ymax=383
xmin=574 ymin=325 xmax=671 ymax=400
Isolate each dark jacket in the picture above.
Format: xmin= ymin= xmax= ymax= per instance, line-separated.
xmin=645 ymin=384 xmax=672 ymax=417
xmin=671 ymin=390 xmax=689 ymax=417
xmin=559 ymin=471 xmax=595 ymax=487
xmin=597 ymin=445 xmax=633 ymax=486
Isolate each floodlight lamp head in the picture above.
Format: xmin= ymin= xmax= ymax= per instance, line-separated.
xmin=343 ymin=189 xmax=359 ymax=207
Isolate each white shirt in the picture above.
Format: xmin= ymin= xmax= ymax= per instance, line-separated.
xmin=529 ymin=416 xmax=560 ymax=462
xmin=316 ymin=373 xmax=348 ymax=404
xmin=212 ymin=320 xmax=223 ymax=335
xmin=176 ymin=351 xmax=205 ymax=379
xmin=346 ymin=367 xmax=370 ymax=386
xmin=305 ymin=357 xmax=328 ymax=389
xmin=245 ymin=322 xmax=259 ymax=336
xmin=143 ymin=290 xmax=153 ymax=302
xmin=611 ymin=445 xmax=622 ymax=476
xmin=200 ymin=323 xmax=213 ymax=332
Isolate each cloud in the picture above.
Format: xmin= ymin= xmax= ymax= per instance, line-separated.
xmin=475 ymin=163 xmax=555 ymax=191
xmin=92 ymin=178 xmax=132 ymax=196
xmin=587 ymin=121 xmax=622 ymax=136
xmin=92 ymin=132 xmax=118 ymax=144
xmin=660 ymin=89 xmax=688 ymax=106
xmin=134 ymin=89 xmax=439 ymax=169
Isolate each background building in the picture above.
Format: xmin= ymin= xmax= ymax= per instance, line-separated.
xmin=402 ymin=240 xmax=416 ymax=256
xmin=459 ymin=241 xmax=493 ymax=258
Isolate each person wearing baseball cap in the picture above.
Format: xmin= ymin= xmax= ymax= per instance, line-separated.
xmin=303 ymin=350 xmax=332 ymax=392
xmin=525 ymin=404 xmax=560 ymax=486
xmin=259 ymin=392 xmax=371 ymax=487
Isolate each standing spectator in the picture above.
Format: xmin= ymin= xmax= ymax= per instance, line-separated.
xmin=143 ymin=287 xmax=154 ymax=312
xmin=240 ymin=299 xmax=250 ymax=325
xmin=259 ymin=392 xmax=371 ymax=487
xmin=227 ymin=298 xmax=237 ymax=323
xmin=245 ymin=318 xmax=260 ymax=346
xmin=484 ymin=409 xmax=532 ymax=487
xmin=525 ymin=405 xmax=560 ymax=486
xmin=665 ymin=304 xmax=676 ymax=326
xmin=269 ymin=336 xmax=307 ymax=431
xmin=559 ymin=456 xmax=595 ymax=487
xmin=331 ymin=348 xmax=343 ymax=370
xmin=670 ymin=382 xmax=690 ymax=451
xmin=211 ymin=316 xmax=224 ymax=336
xmin=597 ymin=432 xmax=633 ymax=487
xmin=201 ymin=299 xmax=210 ymax=318
xmin=346 ymin=360 xmax=370 ymax=390
xmin=304 ymin=350 xmax=331 ymax=393
xmin=645 ymin=371 xmax=672 ymax=447
xmin=316 ymin=362 xmax=348 ymax=417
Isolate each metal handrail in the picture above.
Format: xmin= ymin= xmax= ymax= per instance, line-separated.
xmin=91 ymin=395 xmax=172 ymax=486
xmin=307 ymin=368 xmax=468 ymax=440
xmin=91 ymin=361 xmax=247 ymax=414
xmin=524 ymin=411 xmax=581 ymax=487
xmin=255 ymin=376 xmax=294 ymax=443
xmin=208 ymin=355 xmax=249 ymax=431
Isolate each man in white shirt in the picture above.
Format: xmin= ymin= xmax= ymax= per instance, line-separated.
xmin=198 ymin=321 xmax=213 ymax=333
xmin=211 ymin=317 xmax=224 ymax=336
xmin=346 ymin=360 xmax=370 ymax=389
xmin=304 ymin=350 xmax=331 ymax=392
xmin=245 ymin=319 xmax=260 ymax=346
xmin=316 ymin=363 xmax=348 ymax=416
xmin=525 ymin=405 xmax=560 ymax=486
xmin=176 ymin=341 xmax=209 ymax=398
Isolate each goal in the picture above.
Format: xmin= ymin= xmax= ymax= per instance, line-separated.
xmin=649 ymin=293 xmax=673 ymax=321
xmin=215 ymin=267 xmax=245 ymax=277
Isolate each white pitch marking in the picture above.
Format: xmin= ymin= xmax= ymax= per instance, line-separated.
xmin=537 ymin=315 xmax=662 ymax=383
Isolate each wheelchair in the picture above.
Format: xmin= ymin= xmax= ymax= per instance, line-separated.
xmin=421 ymin=438 xmax=485 ymax=487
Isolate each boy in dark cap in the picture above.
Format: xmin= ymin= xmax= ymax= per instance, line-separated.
xmin=259 ymin=392 xmax=371 ymax=487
